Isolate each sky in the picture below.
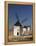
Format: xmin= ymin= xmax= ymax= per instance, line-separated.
xmin=8 ymin=4 xmax=32 ymax=30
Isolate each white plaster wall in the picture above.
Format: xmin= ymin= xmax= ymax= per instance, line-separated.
xmin=23 ymin=28 xmax=26 ymax=32
xmin=27 ymin=27 xmax=30 ymax=32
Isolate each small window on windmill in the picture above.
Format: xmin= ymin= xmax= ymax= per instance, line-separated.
xmin=16 ymin=27 xmax=20 ymax=36
xmin=17 ymin=32 xmax=19 ymax=36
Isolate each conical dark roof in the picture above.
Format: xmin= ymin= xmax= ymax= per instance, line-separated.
xmin=14 ymin=21 xmax=22 ymax=26
xmin=23 ymin=25 xmax=31 ymax=28
xmin=24 ymin=26 xmax=27 ymax=28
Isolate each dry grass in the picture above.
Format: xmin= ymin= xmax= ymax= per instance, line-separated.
xmin=8 ymin=30 xmax=32 ymax=42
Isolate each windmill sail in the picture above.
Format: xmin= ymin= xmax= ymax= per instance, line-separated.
xmin=21 ymin=17 xmax=28 ymax=23
xmin=15 ymin=13 xmax=22 ymax=26
xmin=16 ymin=13 xmax=20 ymax=22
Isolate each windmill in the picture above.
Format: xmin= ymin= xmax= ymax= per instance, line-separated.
xmin=14 ymin=13 xmax=22 ymax=36
xmin=14 ymin=12 xmax=28 ymax=36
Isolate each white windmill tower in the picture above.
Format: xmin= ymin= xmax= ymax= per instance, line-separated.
xmin=14 ymin=13 xmax=22 ymax=36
